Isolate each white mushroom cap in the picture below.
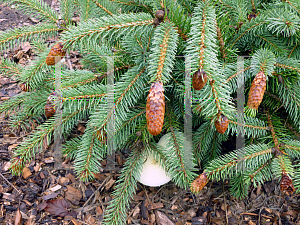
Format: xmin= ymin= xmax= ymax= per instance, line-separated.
xmin=138 ymin=153 xmax=171 ymax=187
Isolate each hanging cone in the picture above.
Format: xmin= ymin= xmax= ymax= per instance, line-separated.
xmin=155 ymin=10 xmax=165 ymax=20
xmin=97 ymin=129 xmax=107 ymax=144
xmin=247 ymin=71 xmax=266 ymax=110
xmin=46 ymin=42 xmax=66 ymax=66
xmin=146 ymin=81 xmax=165 ymax=136
xmin=192 ymin=69 xmax=207 ymax=91
xmin=214 ymin=113 xmax=229 ymax=134
xmin=191 ymin=172 xmax=209 ymax=193
xmin=280 ymin=173 xmax=295 ymax=195
xmin=44 ymin=103 xmax=55 ymax=119
xmin=19 ymin=82 xmax=30 ymax=92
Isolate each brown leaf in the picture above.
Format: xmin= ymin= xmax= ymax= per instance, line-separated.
xmin=43 ymin=199 xmax=77 ymax=217
xmin=14 ymin=208 xmax=22 ymax=225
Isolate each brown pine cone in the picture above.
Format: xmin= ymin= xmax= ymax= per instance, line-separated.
xmin=280 ymin=173 xmax=295 ymax=195
xmin=191 ymin=172 xmax=209 ymax=193
xmin=146 ymin=81 xmax=165 ymax=136
xmin=97 ymin=129 xmax=107 ymax=144
xmin=155 ymin=10 xmax=165 ymax=20
xmin=247 ymin=13 xmax=257 ymax=21
xmin=192 ymin=69 xmax=207 ymax=90
xmin=44 ymin=103 xmax=55 ymax=119
xmin=247 ymin=71 xmax=266 ymax=110
xmin=19 ymin=82 xmax=29 ymax=92
xmin=214 ymin=114 xmax=229 ymax=134
xmin=46 ymin=42 xmax=66 ymax=66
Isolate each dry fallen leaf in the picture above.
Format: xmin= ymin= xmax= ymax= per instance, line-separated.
xmin=43 ymin=199 xmax=77 ymax=217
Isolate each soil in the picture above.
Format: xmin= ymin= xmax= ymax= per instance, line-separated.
xmin=0 ymin=2 xmax=300 ymax=225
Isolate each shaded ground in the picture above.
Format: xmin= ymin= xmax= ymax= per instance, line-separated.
xmin=0 ymin=2 xmax=300 ymax=225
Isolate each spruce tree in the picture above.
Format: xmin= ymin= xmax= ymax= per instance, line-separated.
xmin=0 ymin=0 xmax=300 ymax=224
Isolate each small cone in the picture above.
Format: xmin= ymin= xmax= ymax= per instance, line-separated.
xmin=97 ymin=129 xmax=107 ymax=144
xmin=191 ymin=172 xmax=209 ymax=193
xmin=247 ymin=71 xmax=266 ymax=110
xmin=192 ymin=69 xmax=207 ymax=91
xmin=146 ymin=81 xmax=165 ymax=136
xmin=19 ymin=82 xmax=29 ymax=92
xmin=44 ymin=102 xmax=55 ymax=119
xmin=155 ymin=10 xmax=165 ymax=20
xmin=214 ymin=114 xmax=229 ymax=134
xmin=280 ymin=173 xmax=295 ymax=195
xmin=46 ymin=42 xmax=66 ymax=66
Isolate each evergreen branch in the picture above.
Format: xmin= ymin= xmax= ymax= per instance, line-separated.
xmin=147 ymin=21 xmax=178 ymax=83
xmin=249 ymin=157 xmax=273 ymax=180
xmin=0 ymin=23 xmax=59 ymax=50
xmin=205 ymin=144 xmax=273 ymax=181
xmin=60 ymin=0 xmax=75 ymax=24
xmin=284 ymin=122 xmax=300 ymax=139
xmin=251 ymin=49 xmax=276 ymax=76
xmin=89 ymin=65 xmax=147 ymax=140
xmin=103 ymin=145 xmax=144 ymax=225
xmin=63 ymin=136 xmax=82 ymax=159
xmin=275 ymin=63 xmax=300 ymax=73
xmin=225 ymin=66 xmax=250 ymax=83
xmin=169 ymin=121 xmax=187 ymax=178
xmin=277 ymin=81 xmax=300 ymax=127
xmin=288 ymin=42 xmax=299 ymax=58
xmin=230 ymin=21 xmax=266 ymax=48
xmin=272 ymin=155 xmax=294 ymax=179
xmin=188 ymin=2 xmax=234 ymax=119
xmin=75 ymin=126 xmax=105 ymax=180
xmin=266 ymin=112 xmax=279 ymax=148
xmin=284 ymin=0 xmax=300 ymax=13
xmin=62 ymin=13 xmax=153 ymax=48
xmin=20 ymin=49 xmax=53 ymax=89
xmin=109 ymin=0 xmax=153 ymax=13
xmin=10 ymin=103 xmax=92 ymax=174
xmin=0 ymin=59 xmax=21 ymax=77
xmin=228 ymin=120 xmax=269 ymax=130
xmin=92 ymin=0 xmax=113 ymax=15
xmin=156 ymin=130 xmax=197 ymax=189
xmin=216 ymin=26 xmax=226 ymax=59
xmin=115 ymin=67 xmax=145 ymax=105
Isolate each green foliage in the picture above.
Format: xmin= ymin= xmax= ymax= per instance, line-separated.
xmin=0 ymin=0 xmax=300 ymax=223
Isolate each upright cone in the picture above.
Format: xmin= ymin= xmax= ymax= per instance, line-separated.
xmin=46 ymin=42 xmax=66 ymax=66
xmin=214 ymin=113 xmax=229 ymax=134
xmin=191 ymin=172 xmax=209 ymax=193
xmin=146 ymin=81 xmax=165 ymax=136
xmin=247 ymin=71 xmax=266 ymax=110
xmin=192 ymin=69 xmax=207 ymax=90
